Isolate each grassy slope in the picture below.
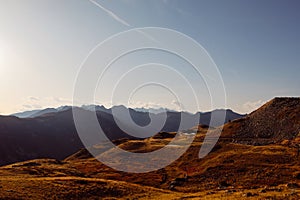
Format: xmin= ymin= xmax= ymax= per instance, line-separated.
xmin=0 ymin=127 xmax=298 ymax=199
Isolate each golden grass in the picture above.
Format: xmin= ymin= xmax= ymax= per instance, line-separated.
xmin=0 ymin=129 xmax=299 ymax=199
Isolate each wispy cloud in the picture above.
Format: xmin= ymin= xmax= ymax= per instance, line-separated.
xmin=127 ymin=100 xmax=185 ymax=111
xmin=16 ymin=96 xmax=72 ymax=112
xmin=128 ymin=101 xmax=165 ymax=109
xmin=241 ymin=100 xmax=266 ymax=114
xmin=171 ymin=100 xmax=184 ymax=111
xmin=29 ymin=96 xmax=39 ymax=101
xmin=53 ymin=97 xmax=72 ymax=104
xmin=89 ymin=0 xmax=131 ymax=27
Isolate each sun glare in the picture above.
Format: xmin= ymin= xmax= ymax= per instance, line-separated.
xmin=0 ymin=42 xmax=6 ymax=67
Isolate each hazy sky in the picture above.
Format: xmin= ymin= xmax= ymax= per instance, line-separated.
xmin=0 ymin=0 xmax=299 ymax=114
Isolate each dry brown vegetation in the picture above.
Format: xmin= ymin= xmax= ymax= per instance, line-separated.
xmin=0 ymin=128 xmax=299 ymax=199
xmin=0 ymin=98 xmax=299 ymax=199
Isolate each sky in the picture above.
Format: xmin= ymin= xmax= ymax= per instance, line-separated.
xmin=0 ymin=0 xmax=299 ymax=115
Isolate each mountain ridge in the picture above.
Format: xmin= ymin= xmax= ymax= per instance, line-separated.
xmin=10 ymin=105 xmax=242 ymax=119
xmin=0 ymin=106 xmax=243 ymax=166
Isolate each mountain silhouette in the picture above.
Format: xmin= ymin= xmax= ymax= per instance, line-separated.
xmin=0 ymin=106 xmax=243 ymax=166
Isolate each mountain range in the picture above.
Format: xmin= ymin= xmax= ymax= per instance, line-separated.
xmin=0 ymin=106 xmax=243 ymax=166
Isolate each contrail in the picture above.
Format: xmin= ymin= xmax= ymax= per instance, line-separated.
xmin=88 ymin=0 xmax=160 ymax=44
xmin=89 ymin=0 xmax=131 ymax=27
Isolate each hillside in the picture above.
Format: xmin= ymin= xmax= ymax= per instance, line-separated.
xmin=0 ymin=107 xmax=243 ymax=166
xmin=0 ymin=97 xmax=299 ymax=199
xmin=0 ymin=125 xmax=299 ymax=199
xmin=219 ymin=97 xmax=300 ymax=145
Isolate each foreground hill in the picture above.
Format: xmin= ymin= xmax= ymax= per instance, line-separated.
xmin=0 ymin=97 xmax=299 ymax=199
xmin=0 ymin=107 xmax=243 ymax=166
xmin=219 ymin=97 xmax=300 ymax=145
xmin=0 ymin=127 xmax=299 ymax=199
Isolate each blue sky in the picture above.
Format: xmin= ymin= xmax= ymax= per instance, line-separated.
xmin=0 ymin=0 xmax=299 ymax=114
